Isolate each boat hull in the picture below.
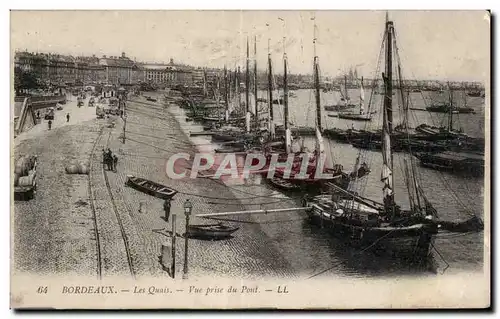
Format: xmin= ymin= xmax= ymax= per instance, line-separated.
xmin=337 ymin=113 xmax=373 ymax=121
xmin=187 ymin=224 xmax=239 ymax=239
xmin=324 ymin=104 xmax=356 ymax=112
xmin=415 ymin=152 xmax=484 ymax=176
xmin=305 ymin=207 xmax=437 ymax=260
xmin=125 ymin=175 xmax=178 ymax=200
xmin=426 ymin=106 xmax=475 ymax=114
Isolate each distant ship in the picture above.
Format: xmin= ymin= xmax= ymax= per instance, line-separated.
xmin=426 ymin=103 xmax=475 ymax=114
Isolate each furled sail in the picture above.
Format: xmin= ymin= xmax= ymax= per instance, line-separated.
xmin=359 ymin=77 xmax=365 ymax=114
xmin=381 ymin=105 xmax=393 ymax=200
xmin=315 ymin=126 xmax=325 ymax=155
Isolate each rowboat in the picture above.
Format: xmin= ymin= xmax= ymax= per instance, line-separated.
xmin=215 ymin=145 xmax=246 ymax=153
xmin=266 ymin=177 xmax=303 ymax=192
xmin=125 ymin=175 xmax=178 ymax=199
xmin=186 ymin=223 xmax=239 ymax=239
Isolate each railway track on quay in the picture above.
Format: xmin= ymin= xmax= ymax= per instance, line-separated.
xmin=88 ymin=127 xmax=136 ymax=279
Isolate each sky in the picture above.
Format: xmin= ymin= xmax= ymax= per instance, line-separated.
xmin=10 ymin=10 xmax=490 ymax=82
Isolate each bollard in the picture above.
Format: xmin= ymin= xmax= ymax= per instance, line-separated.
xmin=161 ymin=243 xmax=171 ymax=272
xmin=171 ymin=214 xmax=177 ymax=278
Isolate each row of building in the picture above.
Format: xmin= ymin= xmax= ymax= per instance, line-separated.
xmin=14 ymin=51 xmax=218 ymax=88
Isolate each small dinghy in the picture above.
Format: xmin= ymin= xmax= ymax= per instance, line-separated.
xmin=187 ymin=223 xmax=239 ymax=240
xmin=266 ymin=177 xmax=303 ymax=191
xmin=125 ymin=175 xmax=177 ymax=200
xmin=214 ymin=145 xmax=246 ymax=153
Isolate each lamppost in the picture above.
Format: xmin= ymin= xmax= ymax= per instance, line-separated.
xmin=182 ymin=199 xmax=192 ymax=279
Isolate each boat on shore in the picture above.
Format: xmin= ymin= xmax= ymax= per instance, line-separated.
xmin=125 ymin=175 xmax=178 ymax=199
xmin=187 ymin=223 xmax=239 ymax=239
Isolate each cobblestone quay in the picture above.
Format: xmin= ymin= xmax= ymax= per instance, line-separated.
xmin=106 ymin=94 xmax=296 ymax=279
xmin=13 ymin=91 xmax=300 ymax=279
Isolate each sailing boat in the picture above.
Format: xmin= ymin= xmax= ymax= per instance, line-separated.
xmin=304 ymin=15 xmax=441 ymax=260
xmin=336 ymin=77 xmax=375 ymax=121
xmin=415 ymin=84 xmax=467 ymax=139
xmin=426 ymin=86 xmax=475 ymax=114
xmin=265 ymin=21 xmax=361 ymax=192
xmin=211 ymin=66 xmax=254 ymax=143
xmin=304 ymin=14 xmax=483 ymax=260
xmin=324 ymin=75 xmax=356 ymax=111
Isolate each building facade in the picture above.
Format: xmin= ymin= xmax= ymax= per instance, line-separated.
xmin=142 ymin=59 xmax=195 ymax=87
xmin=14 ymin=51 xmax=143 ymax=86
xmin=14 ymin=51 xmax=229 ymax=89
xmin=98 ymin=52 xmax=139 ymax=85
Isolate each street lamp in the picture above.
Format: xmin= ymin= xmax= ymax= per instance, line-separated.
xmin=182 ymin=199 xmax=192 ymax=279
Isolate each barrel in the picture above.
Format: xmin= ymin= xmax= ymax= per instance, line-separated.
xmin=18 ymin=175 xmax=34 ymax=187
xmin=13 ymin=173 xmax=20 ymax=187
xmin=27 ymin=169 xmax=36 ymax=178
xmin=79 ymin=160 xmax=90 ymax=167
xmin=65 ymin=164 xmax=79 ymax=174
xmin=26 ymin=156 xmax=36 ymax=169
xmin=14 ymin=157 xmax=30 ymax=176
xmin=78 ymin=164 xmax=89 ymax=175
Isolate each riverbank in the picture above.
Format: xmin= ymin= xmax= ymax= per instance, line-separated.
xmin=13 ymin=93 xmax=298 ymax=279
xmin=110 ymin=95 xmax=296 ymax=279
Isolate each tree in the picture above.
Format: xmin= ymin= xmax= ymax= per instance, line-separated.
xmin=14 ymin=67 xmax=43 ymax=96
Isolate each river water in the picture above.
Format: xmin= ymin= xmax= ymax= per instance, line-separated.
xmin=169 ymin=88 xmax=486 ymax=278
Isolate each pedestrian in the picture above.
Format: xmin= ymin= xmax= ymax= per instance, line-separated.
xmin=102 ymin=148 xmax=107 ymax=168
xmin=163 ymin=198 xmax=172 ymax=222
xmin=106 ymin=149 xmax=113 ymax=171
xmin=112 ymin=154 xmax=118 ymax=172
xmin=66 ymin=113 xmax=70 ymax=122
xmin=48 ymin=120 xmax=52 ymax=130
xmin=37 ymin=111 xmax=40 ymax=119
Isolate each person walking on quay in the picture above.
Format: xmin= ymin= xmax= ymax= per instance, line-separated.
xmin=112 ymin=154 xmax=118 ymax=172
xmin=66 ymin=113 xmax=70 ymax=122
xmin=48 ymin=120 xmax=52 ymax=130
xmin=163 ymin=198 xmax=172 ymax=223
xmin=102 ymin=148 xmax=107 ymax=168
xmin=106 ymin=148 xmax=113 ymax=171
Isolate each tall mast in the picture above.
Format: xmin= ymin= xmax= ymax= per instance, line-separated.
xmin=254 ymin=36 xmax=259 ymax=129
xmin=245 ymin=37 xmax=251 ymax=133
xmin=359 ymin=76 xmax=365 ymax=115
xmin=237 ymin=66 xmax=241 ymax=113
xmin=224 ymin=65 xmax=229 ymax=122
xmin=313 ymin=22 xmax=322 ymax=132
xmin=267 ymin=38 xmax=275 ymax=139
xmin=312 ymin=16 xmax=325 ymax=159
xmin=344 ymin=74 xmax=349 ymax=101
xmin=381 ymin=14 xmax=395 ymax=214
xmin=283 ymin=36 xmax=291 ymax=153
xmin=448 ymin=83 xmax=453 ymax=132
xmin=203 ymin=69 xmax=208 ymax=97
